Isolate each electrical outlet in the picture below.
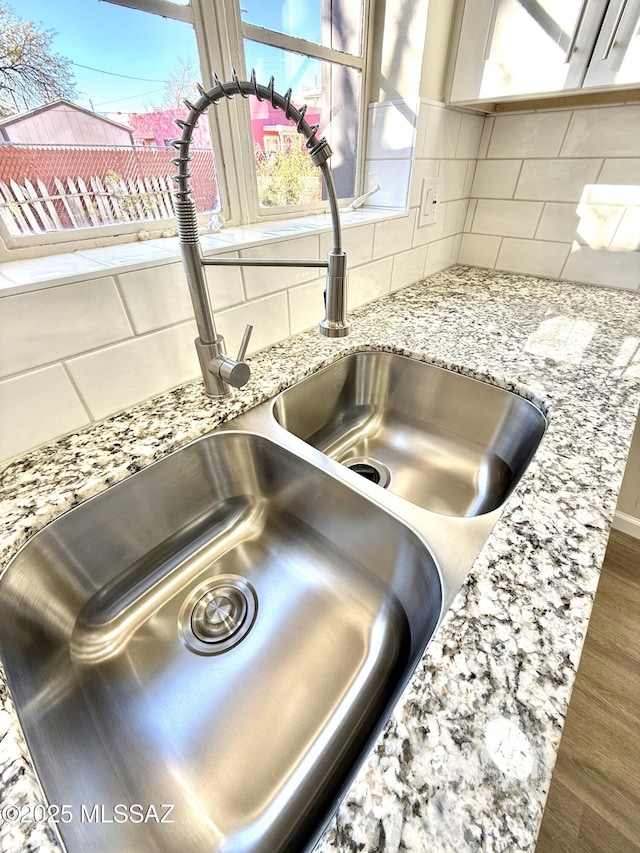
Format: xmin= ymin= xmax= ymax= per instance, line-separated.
xmin=418 ymin=177 xmax=442 ymax=227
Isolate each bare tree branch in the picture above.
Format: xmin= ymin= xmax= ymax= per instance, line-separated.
xmin=147 ymin=57 xmax=198 ymax=110
xmin=0 ymin=1 xmax=76 ymax=117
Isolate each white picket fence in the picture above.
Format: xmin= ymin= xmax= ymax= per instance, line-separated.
xmin=0 ymin=174 xmax=176 ymax=235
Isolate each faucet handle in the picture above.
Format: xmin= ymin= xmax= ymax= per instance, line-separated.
xmin=213 ymin=325 xmax=254 ymax=389
xmin=236 ymin=324 xmax=253 ymax=362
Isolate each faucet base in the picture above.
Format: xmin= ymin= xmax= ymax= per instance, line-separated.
xmin=319 ymin=320 xmax=352 ymax=338
xmin=195 ymin=337 xmax=233 ymax=399
xmin=321 ymin=251 xmax=350 ymax=337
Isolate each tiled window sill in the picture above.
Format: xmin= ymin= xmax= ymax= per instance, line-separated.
xmin=0 ymin=207 xmax=405 ymax=297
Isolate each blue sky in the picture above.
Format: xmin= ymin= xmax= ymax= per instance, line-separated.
xmin=16 ymin=0 xmax=321 ymax=115
xmin=18 ymin=0 xmax=198 ymax=114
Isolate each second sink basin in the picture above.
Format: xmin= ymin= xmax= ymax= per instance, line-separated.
xmin=273 ymin=351 xmax=546 ymax=517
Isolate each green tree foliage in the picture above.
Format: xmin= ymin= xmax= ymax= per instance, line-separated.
xmin=0 ymin=1 xmax=76 ymax=118
xmin=255 ymin=139 xmax=321 ymax=207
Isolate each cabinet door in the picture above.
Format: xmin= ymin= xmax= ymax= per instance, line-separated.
xmin=583 ymin=0 xmax=640 ymax=87
xmin=450 ymin=0 xmax=609 ymax=103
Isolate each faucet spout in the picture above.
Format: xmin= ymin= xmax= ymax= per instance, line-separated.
xmin=172 ymin=70 xmax=351 ymax=397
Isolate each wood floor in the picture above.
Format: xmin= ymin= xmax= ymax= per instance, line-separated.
xmin=536 ymin=529 xmax=640 ymax=853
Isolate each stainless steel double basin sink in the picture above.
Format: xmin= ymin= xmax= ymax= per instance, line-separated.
xmin=0 ymin=351 xmax=546 ymax=853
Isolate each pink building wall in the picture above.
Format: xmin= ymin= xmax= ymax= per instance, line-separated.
xmin=250 ymin=100 xmax=322 ymax=148
xmin=123 ymin=103 xmax=322 ymax=151
xmin=124 ymin=109 xmax=213 ymax=150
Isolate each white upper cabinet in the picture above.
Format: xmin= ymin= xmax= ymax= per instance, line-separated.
xmin=449 ymin=0 xmax=640 ymax=105
xmin=584 ymin=0 xmax=640 ymax=86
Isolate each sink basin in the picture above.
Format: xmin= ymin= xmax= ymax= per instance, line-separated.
xmin=0 ymin=431 xmax=441 ymax=853
xmin=273 ymin=352 xmax=546 ymax=516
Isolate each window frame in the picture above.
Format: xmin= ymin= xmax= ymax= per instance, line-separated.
xmin=0 ymin=0 xmax=372 ymax=258
xmin=182 ymin=0 xmax=374 ymax=225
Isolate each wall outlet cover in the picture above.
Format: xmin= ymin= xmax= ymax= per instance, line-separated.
xmin=418 ymin=177 xmax=443 ymax=227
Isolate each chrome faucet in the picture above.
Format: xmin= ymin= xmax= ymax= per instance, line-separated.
xmin=172 ymin=70 xmax=350 ymax=399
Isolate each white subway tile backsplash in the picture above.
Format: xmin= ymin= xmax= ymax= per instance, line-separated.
xmin=515 ymin=159 xmax=602 ymax=203
xmin=561 ymin=105 xmax=640 ymax=158
xmin=204 ymin=262 xmax=246 ymax=311
xmin=66 ymin=322 xmax=200 ymax=421
xmin=598 ymin=158 xmax=640 ymax=185
xmin=452 ymin=233 xmax=462 ymax=264
xmin=562 ymin=244 xmax=640 ymax=290
xmin=241 ymin=236 xmax=320 ymax=299
xmin=363 ymin=159 xmax=412 ymax=208
xmin=470 ymin=105 xmax=640 ymax=287
xmin=422 ymin=105 xmax=462 ymax=159
xmin=216 ymin=293 xmax=290 ymax=355
xmin=373 ymin=212 xmax=417 ymax=259
xmin=459 ymin=104 xmax=640 ymax=288
xmin=288 ymin=280 xmax=326 ymax=335
xmin=424 ymin=237 xmax=456 ymax=276
xmin=611 ymin=206 xmax=640 ymax=252
xmin=367 ymin=100 xmax=417 ymax=160
xmin=287 ymin=280 xmax=328 ymax=335
xmin=118 ymin=263 xmax=194 ymax=333
xmin=477 ymin=116 xmax=494 ymax=160
xmin=443 ymin=199 xmax=469 ymax=237
xmin=458 ymin=233 xmax=501 ymax=268
xmin=584 ymin=183 xmax=640 ymax=205
xmin=0 ymin=278 xmax=132 ymax=378
xmin=464 ymin=199 xmax=477 ymax=233
xmin=0 ymin=366 xmax=89 ymax=464
xmin=440 ymin=160 xmax=471 ymax=202
xmin=487 ymin=111 xmax=572 ymax=159
xmin=496 ymin=238 xmax=570 ymax=278
xmin=576 ymin=200 xmax=626 ymax=251
xmin=391 ymin=246 xmax=428 ymax=291
xmin=472 ymin=199 xmax=544 ymax=238
xmin=348 ymin=258 xmax=393 ymax=309
xmin=119 ymin=260 xmax=244 ymax=335
xmin=535 ymin=203 xmax=581 ymax=244
xmin=471 ymin=160 xmax=521 ymax=199
xmin=463 ymin=160 xmax=476 ymax=199
xmin=320 ymin=223 xmax=375 ymax=268
xmin=576 ymin=182 xmax=640 ymax=251
xmin=455 ymin=112 xmax=484 ymax=159
xmin=415 ymin=101 xmax=430 ymax=159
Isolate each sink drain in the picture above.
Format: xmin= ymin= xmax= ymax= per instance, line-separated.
xmin=179 ymin=575 xmax=257 ymax=655
xmin=344 ymin=457 xmax=391 ymax=488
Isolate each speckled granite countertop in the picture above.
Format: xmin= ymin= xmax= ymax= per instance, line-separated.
xmin=1 ymin=265 xmax=639 ymax=852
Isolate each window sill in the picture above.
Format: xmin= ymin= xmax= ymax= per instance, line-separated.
xmin=0 ymin=207 xmax=404 ymax=297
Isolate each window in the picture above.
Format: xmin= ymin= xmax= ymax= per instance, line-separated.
xmin=0 ymin=0 xmax=370 ymax=256
xmin=0 ymin=0 xmax=221 ymax=249
xmin=240 ymin=0 xmax=366 ymax=211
